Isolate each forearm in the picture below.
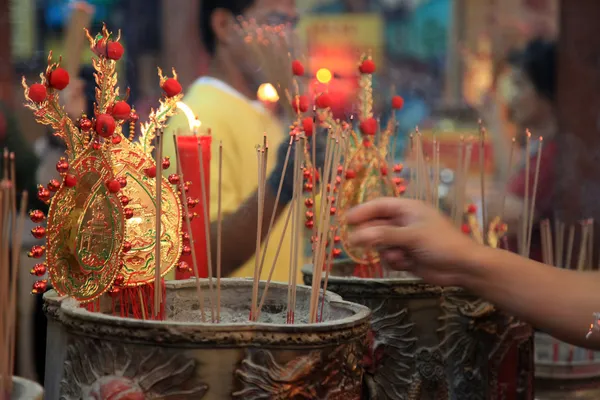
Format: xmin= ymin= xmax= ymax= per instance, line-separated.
xmin=210 ymin=187 xmax=287 ymax=277
xmin=464 ymin=246 xmax=600 ymax=349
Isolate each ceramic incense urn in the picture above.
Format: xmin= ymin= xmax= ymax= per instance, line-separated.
xmin=43 ymin=278 xmax=370 ymax=400
xmin=303 ymin=262 xmax=534 ymax=400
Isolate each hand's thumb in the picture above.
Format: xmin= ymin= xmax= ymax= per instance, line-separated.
xmin=348 ymin=225 xmax=415 ymax=250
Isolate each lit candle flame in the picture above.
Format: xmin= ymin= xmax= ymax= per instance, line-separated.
xmin=176 ymin=102 xmax=202 ymax=131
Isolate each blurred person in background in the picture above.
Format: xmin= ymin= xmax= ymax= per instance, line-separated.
xmin=163 ymin=0 xmax=327 ymax=282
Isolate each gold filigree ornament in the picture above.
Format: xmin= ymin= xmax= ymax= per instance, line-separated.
xmin=23 ymin=24 xmax=184 ymax=302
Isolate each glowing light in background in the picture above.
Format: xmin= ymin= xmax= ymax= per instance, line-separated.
xmin=176 ymin=102 xmax=201 ymax=131
xmin=316 ymin=68 xmax=332 ymax=84
xmin=257 ymin=83 xmax=279 ymax=103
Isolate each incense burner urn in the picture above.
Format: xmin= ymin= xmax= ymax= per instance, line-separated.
xmin=303 ymin=262 xmax=534 ymax=400
xmin=9 ymin=376 xmax=44 ymax=400
xmin=43 ymin=278 xmax=370 ymax=400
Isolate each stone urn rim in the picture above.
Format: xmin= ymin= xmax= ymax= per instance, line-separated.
xmin=11 ymin=376 xmax=44 ymax=400
xmin=50 ymin=278 xmax=372 ymax=347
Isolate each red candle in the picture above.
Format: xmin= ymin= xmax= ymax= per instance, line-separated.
xmin=175 ymin=135 xmax=212 ymax=279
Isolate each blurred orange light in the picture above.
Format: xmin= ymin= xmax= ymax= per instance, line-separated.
xmin=257 ymin=83 xmax=279 ymax=102
xmin=316 ymin=68 xmax=332 ymax=84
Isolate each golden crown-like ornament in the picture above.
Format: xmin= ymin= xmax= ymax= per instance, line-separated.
xmin=22 ymin=25 xmax=188 ymax=303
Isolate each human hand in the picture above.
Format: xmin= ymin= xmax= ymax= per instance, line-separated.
xmin=346 ymin=198 xmax=478 ymax=287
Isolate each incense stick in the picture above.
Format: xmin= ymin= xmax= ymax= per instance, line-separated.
xmin=521 ymin=131 xmax=531 ymax=256
xmin=500 ymin=138 xmax=516 ymax=225
xmin=216 ymin=141 xmax=223 ymax=322
xmin=478 ymin=122 xmax=487 ymax=243
xmin=251 ymin=147 xmax=265 ymax=321
xmin=526 ymin=137 xmax=543 ymax=256
xmin=172 ymin=134 xmax=206 ymax=322
xmin=577 ymin=220 xmax=590 ymax=271
xmin=565 ymin=224 xmax=575 ymax=269
xmin=154 ymin=132 xmax=163 ymax=316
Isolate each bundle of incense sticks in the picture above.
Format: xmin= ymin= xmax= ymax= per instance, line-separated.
xmin=0 ymin=151 xmax=28 ymax=395
xmin=540 ymin=218 xmax=596 ymax=363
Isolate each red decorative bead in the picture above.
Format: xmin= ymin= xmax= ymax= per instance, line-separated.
xmin=183 ymin=181 xmax=192 ymax=193
xmin=122 ymin=241 xmax=132 ymax=252
xmin=291 ymin=60 xmax=304 ymax=76
xmin=182 ymin=245 xmax=192 ymax=256
xmin=92 ymin=140 xmax=102 ymax=150
xmin=106 ymin=179 xmax=121 ymax=193
xmin=117 ymin=176 xmax=127 ymax=188
xmin=56 ymin=158 xmax=69 ymax=173
xmin=359 ymin=117 xmax=378 ymax=136
xmin=461 ymin=223 xmax=471 ymax=234
xmin=393 ymin=163 xmax=403 ymax=173
xmin=110 ymin=135 xmax=121 ymax=144
xmin=29 ymin=210 xmax=45 ymax=223
xmin=332 ymin=248 xmax=342 ymax=258
xmin=380 ymin=166 xmax=388 ymax=176
xmin=345 ymin=169 xmax=356 ymax=179
xmin=120 ymin=196 xmax=130 ymax=206
xmin=28 ymin=84 xmax=47 ymax=103
xmin=31 ymin=280 xmax=48 ymax=294
xmin=392 ymin=95 xmax=404 ymax=110
xmin=37 ymin=186 xmax=51 ymax=203
xmin=31 ymin=226 xmax=46 ymax=239
xmin=168 ymin=174 xmax=180 ymax=185
xmin=304 ymin=198 xmax=314 ymax=208
xmin=330 ymin=207 xmax=337 ymax=215
xmin=93 ymin=37 xmax=107 ymax=56
xmin=467 ymin=204 xmax=477 ymax=214
xmin=64 ymin=174 xmax=77 ymax=188
xmin=303 ymin=183 xmax=313 ymax=192
xmin=112 ymin=101 xmax=131 ymax=120
xmin=113 ymin=274 xmax=125 ymax=287
xmin=292 ymin=95 xmax=309 ymax=113
xmin=79 ymin=116 xmax=93 ymax=132
xmin=305 ymin=211 xmax=314 ymax=220
xmin=303 ymin=169 xmax=312 ymax=180
xmin=108 ymin=287 xmax=121 ymax=297
xmin=162 ymin=78 xmax=182 ymax=97
xmin=302 ymin=117 xmax=314 ymax=137
xmin=359 ymin=59 xmax=376 ymax=74
xmin=305 ymin=220 xmax=314 ymax=229
xmin=182 ymin=232 xmax=190 ymax=241
xmin=397 ymin=186 xmax=407 ymax=195
xmin=28 ymin=245 xmax=45 ymax=258
xmin=335 ymin=176 xmax=342 ymax=185
xmin=47 ymin=179 xmax=60 ymax=192
xmin=187 ymin=197 xmax=199 ymax=209
xmin=106 ymin=41 xmax=124 ymax=60
xmin=363 ymin=138 xmax=372 ymax=147
xmin=315 ymin=93 xmax=332 ymax=109
xmin=393 ymin=177 xmax=404 ymax=186
xmin=144 ymin=165 xmax=157 ymax=178
xmin=48 ymin=67 xmax=70 ymax=90
xmin=129 ymin=110 xmax=139 ymax=122
xmin=329 ymin=196 xmax=336 ymax=204
xmin=162 ymin=157 xmax=171 ymax=169
xmin=30 ymin=263 xmax=47 ymax=277
xmin=177 ymin=260 xmax=190 ymax=272
xmin=337 ymin=165 xmax=343 ymax=174
xmin=124 ymin=208 xmax=134 ymax=219
xmin=96 ymin=114 xmax=116 ymax=138
xmin=333 ymin=235 xmax=341 ymax=243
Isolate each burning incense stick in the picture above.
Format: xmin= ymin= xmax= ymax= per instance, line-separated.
xmin=216 ymin=141 xmax=223 ymax=322
xmin=520 ymin=131 xmax=531 ymax=256
xmin=154 ymin=132 xmax=163 ymax=315
xmin=251 ymin=146 xmax=266 ymax=321
xmin=172 ymin=134 xmax=206 ymax=322
xmin=478 ymin=121 xmax=487 ymax=242
xmin=526 ymin=137 xmax=543 ymax=255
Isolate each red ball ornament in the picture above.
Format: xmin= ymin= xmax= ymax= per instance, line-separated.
xmin=332 ymin=248 xmax=342 ymax=258
xmin=363 ymin=138 xmax=372 ymax=147
xmin=333 ymin=235 xmax=341 ymax=243
xmin=28 ymin=245 xmax=45 ymax=258
xmin=48 ymin=67 xmax=70 ymax=90
xmin=187 ymin=197 xmax=199 ymax=209
xmin=303 ymin=168 xmax=312 ymax=180
xmin=47 ymin=179 xmax=60 ymax=192
xmin=330 ymin=207 xmax=337 ymax=215
xmin=292 ymin=95 xmax=309 ymax=113
xmin=337 ymin=165 xmax=343 ymax=175
xmin=461 ymin=224 xmax=471 ymax=234
xmin=56 ymin=158 xmax=69 ymax=174
xmin=304 ymin=198 xmax=314 ymax=208
xmin=291 ymin=60 xmax=305 ymax=76
xmin=106 ymin=41 xmax=124 ymax=60
xmin=162 ymin=78 xmax=182 ymax=97
xmin=380 ymin=166 xmax=388 ymax=176
xmin=111 ymin=135 xmax=122 ymax=144
xmin=393 ymin=177 xmax=404 ymax=186
xmin=391 ymin=95 xmax=404 ymax=110
xmin=120 ymin=196 xmax=130 ymax=206
xmin=37 ymin=186 xmax=51 ymax=203
xmin=94 ymin=37 xmax=107 ymax=56
xmin=182 ymin=245 xmax=192 ymax=256
xmin=144 ymin=165 xmax=157 ymax=178
xmin=303 ymin=183 xmax=313 ymax=192
xmin=177 ymin=260 xmax=190 ymax=272
xmin=305 ymin=211 xmax=314 ymax=220
xmin=92 ymin=140 xmax=102 ymax=150
xmin=359 ymin=117 xmax=378 ymax=136
xmin=302 ymin=117 xmax=314 ymax=137
xmin=182 ymin=232 xmax=190 ymax=241
xmin=106 ymin=179 xmax=121 ymax=193
xmin=129 ymin=110 xmax=139 ymax=122
xmin=79 ymin=116 xmax=93 ymax=132
xmin=345 ymin=169 xmax=356 ymax=180
xmin=122 ymin=241 xmax=132 ymax=253
xmin=168 ymin=174 xmax=180 ymax=185
xmin=30 ymin=263 xmax=47 ymax=277
xmin=31 ymin=226 xmax=46 ymax=239
xmin=393 ymin=163 xmax=403 ymax=173
xmin=29 ymin=210 xmax=45 ymax=223
xmin=162 ymin=157 xmax=171 ymax=169
xmin=28 ymin=84 xmax=47 ymax=103
xmin=31 ymin=280 xmax=48 ymax=294
xmin=315 ymin=93 xmax=332 ymax=109
xmin=113 ymin=274 xmax=125 ymax=287
xmin=467 ymin=204 xmax=477 ymax=214
xmin=124 ymin=208 xmax=134 ymax=219
xmin=112 ymin=101 xmax=131 ymax=120
xmin=359 ymin=59 xmax=376 ymax=74
xmin=64 ymin=174 xmax=77 ymax=188
xmin=96 ymin=114 xmax=116 ymax=138
xmin=305 ymin=220 xmax=314 ymax=229
xmin=117 ymin=176 xmax=127 ymax=188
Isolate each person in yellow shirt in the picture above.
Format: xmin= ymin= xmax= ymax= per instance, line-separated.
xmin=164 ymin=0 xmax=325 ymax=282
